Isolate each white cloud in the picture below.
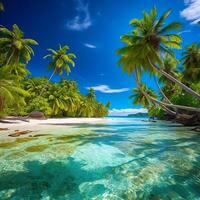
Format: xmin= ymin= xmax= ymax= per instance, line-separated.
xmin=67 ymin=0 xmax=92 ymax=31
xmin=84 ymin=43 xmax=96 ymax=48
xmin=86 ymin=85 xmax=129 ymax=93
xmin=109 ymin=108 xmax=148 ymax=116
xmin=180 ymin=0 xmax=200 ymax=24
xmin=178 ymin=30 xmax=191 ymax=35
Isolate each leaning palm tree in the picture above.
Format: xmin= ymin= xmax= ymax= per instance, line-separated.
xmin=139 ymin=82 xmax=200 ymax=113
xmin=182 ymin=43 xmax=200 ymax=82
xmin=40 ymin=45 xmax=76 ymax=96
xmin=0 ymin=24 xmax=38 ymax=68
xmin=129 ymin=85 xmax=156 ymax=108
xmin=117 ymin=7 xmax=200 ymax=100
xmin=44 ymin=45 xmax=76 ymax=81
xmin=133 ymin=66 xmax=200 ymax=113
xmin=156 ymin=54 xmax=180 ymax=104
xmin=130 ymin=84 xmax=176 ymax=116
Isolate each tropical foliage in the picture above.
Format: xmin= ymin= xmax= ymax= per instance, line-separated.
xmin=118 ymin=7 xmax=200 ymax=120
xmin=44 ymin=45 xmax=76 ymax=81
xmin=0 ymin=7 xmax=109 ymax=118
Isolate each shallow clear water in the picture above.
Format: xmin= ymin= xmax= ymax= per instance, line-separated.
xmin=0 ymin=118 xmax=200 ymax=199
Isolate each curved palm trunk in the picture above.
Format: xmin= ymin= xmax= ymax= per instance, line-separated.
xmin=149 ymin=94 xmax=200 ymax=112
xmin=134 ymin=68 xmax=200 ymax=113
xmin=134 ymin=68 xmax=176 ymax=115
xmin=148 ymin=59 xmax=200 ymax=101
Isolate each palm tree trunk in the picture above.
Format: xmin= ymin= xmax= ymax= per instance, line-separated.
xmin=48 ymin=69 xmax=56 ymax=82
xmin=153 ymin=75 xmax=172 ymax=104
xmin=134 ymin=68 xmax=174 ymax=115
xmin=160 ymin=105 xmax=176 ymax=116
xmin=149 ymin=94 xmax=200 ymax=112
xmin=39 ymin=69 xmax=56 ymax=96
xmin=135 ymin=69 xmax=176 ymax=115
xmin=148 ymin=59 xmax=200 ymax=101
xmin=134 ymin=68 xmax=200 ymax=113
xmin=6 ymin=49 xmax=15 ymax=66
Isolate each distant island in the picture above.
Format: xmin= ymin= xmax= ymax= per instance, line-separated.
xmin=127 ymin=113 xmax=148 ymax=118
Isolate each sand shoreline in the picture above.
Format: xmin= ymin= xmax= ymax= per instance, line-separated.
xmin=0 ymin=117 xmax=111 ymax=128
xmin=0 ymin=118 xmax=112 ymax=139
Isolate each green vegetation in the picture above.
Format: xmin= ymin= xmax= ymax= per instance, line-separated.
xmin=118 ymin=7 xmax=200 ymax=123
xmin=44 ymin=45 xmax=76 ymax=77
xmin=0 ymin=6 xmax=109 ymax=118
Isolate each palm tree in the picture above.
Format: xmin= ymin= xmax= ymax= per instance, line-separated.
xmin=43 ymin=45 xmax=76 ymax=81
xmin=23 ymin=77 xmax=49 ymax=97
xmin=47 ymin=84 xmax=68 ymax=116
xmin=129 ymin=85 xmax=156 ymax=108
xmin=156 ymin=54 xmax=180 ymax=104
xmin=159 ymin=53 xmax=180 ymax=83
xmin=60 ymin=79 xmax=78 ymax=92
xmin=130 ymin=84 xmax=176 ymax=116
xmin=148 ymin=106 xmax=162 ymax=118
xmin=138 ymin=82 xmax=200 ymax=113
xmin=40 ymin=45 xmax=76 ymax=96
xmin=78 ymin=97 xmax=94 ymax=117
xmin=133 ymin=66 xmax=200 ymax=114
xmin=0 ymin=68 xmax=29 ymax=114
xmin=60 ymin=79 xmax=82 ymax=115
xmin=94 ymin=102 xmax=108 ymax=117
xmin=64 ymin=91 xmax=80 ymax=116
xmin=87 ymin=88 xmax=96 ymax=102
xmin=182 ymin=43 xmax=200 ymax=82
xmin=0 ymin=24 xmax=38 ymax=68
xmin=105 ymin=101 xmax=111 ymax=109
xmin=117 ymin=7 xmax=200 ymax=100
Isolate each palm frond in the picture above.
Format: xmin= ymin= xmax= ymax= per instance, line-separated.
xmin=159 ymin=22 xmax=182 ymax=34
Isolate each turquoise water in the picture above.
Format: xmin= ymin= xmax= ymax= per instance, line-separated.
xmin=0 ymin=118 xmax=200 ymax=199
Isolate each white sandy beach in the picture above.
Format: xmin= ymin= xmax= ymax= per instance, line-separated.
xmin=0 ymin=118 xmax=113 ymax=139
xmin=0 ymin=118 xmax=111 ymax=129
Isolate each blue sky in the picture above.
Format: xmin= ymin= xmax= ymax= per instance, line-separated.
xmin=1 ymin=0 xmax=200 ymax=115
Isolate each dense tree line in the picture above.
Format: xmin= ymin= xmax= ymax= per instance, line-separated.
xmin=0 ymin=3 xmax=109 ymax=118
